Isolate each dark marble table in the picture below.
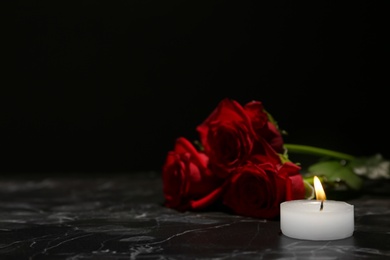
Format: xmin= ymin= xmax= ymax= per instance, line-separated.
xmin=1 ymin=172 xmax=389 ymax=259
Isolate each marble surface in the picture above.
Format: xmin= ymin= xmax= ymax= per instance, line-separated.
xmin=0 ymin=172 xmax=389 ymax=259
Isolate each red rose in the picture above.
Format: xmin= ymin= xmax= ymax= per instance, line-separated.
xmin=244 ymin=100 xmax=284 ymax=153
xmin=196 ymin=98 xmax=281 ymax=177
xmin=222 ymin=161 xmax=305 ymax=219
xmin=278 ymin=162 xmax=306 ymax=201
xmin=162 ymin=137 xmax=223 ymax=211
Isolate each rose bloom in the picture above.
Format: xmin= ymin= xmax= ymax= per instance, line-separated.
xmin=222 ymin=161 xmax=305 ymax=219
xmin=196 ymin=98 xmax=284 ymax=177
xmin=162 ymin=137 xmax=223 ymax=211
xmin=243 ymin=100 xmax=284 ymax=153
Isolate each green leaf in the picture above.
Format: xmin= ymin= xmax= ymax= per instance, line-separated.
xmin=303 ymin=179 xmax=314 ymax=199
xmin=307 ymin=161 xmax=363 ymax=191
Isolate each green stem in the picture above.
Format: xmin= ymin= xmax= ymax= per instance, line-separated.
xmin=284 ymin=144 xmax=355 ymax=161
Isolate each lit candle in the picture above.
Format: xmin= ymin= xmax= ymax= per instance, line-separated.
xmin=280 ymin=176 xmax=354 ymax=240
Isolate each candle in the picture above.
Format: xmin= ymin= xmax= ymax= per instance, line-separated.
xmin=280 ymin=176 xmax=354 ymax=240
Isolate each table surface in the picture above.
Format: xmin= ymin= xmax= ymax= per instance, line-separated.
xmin=0 ymin=172 xmax=389 ymax=260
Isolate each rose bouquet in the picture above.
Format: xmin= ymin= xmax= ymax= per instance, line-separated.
xmin=162 ymin=98 xmax=390 ymax=219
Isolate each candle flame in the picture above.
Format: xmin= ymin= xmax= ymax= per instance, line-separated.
xmin=314 ymin=176 xmax=326 ymax=201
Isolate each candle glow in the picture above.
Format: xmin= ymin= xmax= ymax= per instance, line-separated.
xmin=314 ymin=176 xmax=326 ymax=211
xmin=280 ymin=176 xmax=354 ymax=240
xmin=314 ymin=176 xmax=326 ymax=201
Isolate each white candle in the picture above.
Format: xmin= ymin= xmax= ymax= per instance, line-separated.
xmin=280 ymin=176 xmax=354 ymax=240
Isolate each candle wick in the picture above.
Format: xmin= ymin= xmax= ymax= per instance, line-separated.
xmin=320 ymin=200 xmax=324 ymax=211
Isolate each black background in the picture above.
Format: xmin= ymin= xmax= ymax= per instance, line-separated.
xmin=2 ymin=1 xmax=388 ymax=174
